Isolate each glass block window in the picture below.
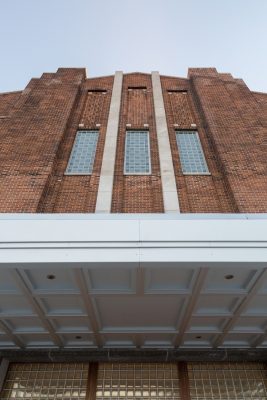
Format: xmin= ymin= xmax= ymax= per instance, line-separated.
xmin=124 ymin=131 xmax=151 ymax=174
xmin=175 ymin=131 xmax=209 ymax=174
xmin=1 ymin=363 xmax=88 ymax=399
xmin=96 ymin=363 xmax=180 ymax=399
xmin=65 ymin=130 xmax=99 ymax=175
xmin=188 ymin=362 xmax=267 ymax=400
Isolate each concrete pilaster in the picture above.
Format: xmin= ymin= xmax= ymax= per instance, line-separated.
xmin=95 ymin=71 xmax=123 ymax=212
xmin=151 ymin=71 xmax=180 ymax=213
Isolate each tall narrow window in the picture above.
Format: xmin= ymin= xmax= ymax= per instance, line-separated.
xmin=65 ymin=130 xmax=99 ymax=175
xmin=124 ymin=130 xmax=151 ymax=174
xmin=175 ymin=131 xmax=210 ymax=174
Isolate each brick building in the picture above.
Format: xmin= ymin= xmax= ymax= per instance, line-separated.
xmin=0 ymin=68 xmax=267 ymax=399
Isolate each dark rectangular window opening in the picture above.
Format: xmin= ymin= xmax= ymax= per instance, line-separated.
xmin=128 ymin=86 xmax=147 ymax=91
xmin=88 ymin=89 xmax=107 ymax=94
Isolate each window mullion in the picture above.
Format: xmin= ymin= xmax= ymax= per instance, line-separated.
xmin=178 ymin=362 xmax=191 ymax=400
xmin=86 ymin=362 xmax=98 ymax=400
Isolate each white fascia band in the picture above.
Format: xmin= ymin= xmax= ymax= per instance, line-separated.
xmin=1 ymin=215 xmax=267 ymax=264
xmin=95 ymin=71 xmax=123 ymax=213
xmin=151 ymin=71 xmax=180 ymax=213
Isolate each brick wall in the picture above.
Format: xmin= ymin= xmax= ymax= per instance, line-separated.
xmin=252 ymin=92 xmax=267 ymax=126
xmin=188 ymin=68 xmax=267 ymax=212
xmin=0 ymin=68 xmax=266 ymax=213
xmin=0 ymin=91 xmax=22 ymax=116
xmin=0 ymin=68 xmax=86 ymax=212
xmin=112 ymin=73 xmax=164 ymax=213
xmin=39 ymin=76 xmax=114 ymax=212
xmin=161 ymin=75 xmax=236 ymax=213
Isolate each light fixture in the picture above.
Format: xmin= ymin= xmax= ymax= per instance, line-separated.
xmin=46 ymin=274 xmax=56 ymax=280
xmin=225 ymin=274 xmax=234 ymax=280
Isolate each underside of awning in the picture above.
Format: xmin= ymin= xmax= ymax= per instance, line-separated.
xmin=0 ymin=214 xmax=267 ymax=358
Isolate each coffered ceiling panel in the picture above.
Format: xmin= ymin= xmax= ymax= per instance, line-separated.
xmin=0 ymin=263 xmax=267 ymax=349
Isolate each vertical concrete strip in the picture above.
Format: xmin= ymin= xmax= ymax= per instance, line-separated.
xmin=0 ymin=358 xmax=9 ymax=393
xmin=151 ymin=71 xmax=180 ymax=212
xmin=95 ymin=71 xmax=123 ymax=213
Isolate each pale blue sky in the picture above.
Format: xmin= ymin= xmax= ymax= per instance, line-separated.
xmin=0 ymin=0 xmax=266 ymax=93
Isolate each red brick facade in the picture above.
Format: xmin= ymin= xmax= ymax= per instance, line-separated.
xmin=0 ymin=68 xmax=266 ymax=213
xmin=112 ymin=73 xmax=164 ymax=213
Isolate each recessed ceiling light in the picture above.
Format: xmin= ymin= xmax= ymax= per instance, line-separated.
xmin=225 ymin=274 xmax=234 ymax=280
xmin=75 ymin=336 xmax=82 ymax=340
xmin=47 ymin=274 xmax=56 ymax=280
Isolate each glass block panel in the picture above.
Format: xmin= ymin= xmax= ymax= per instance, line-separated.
xmin=1 ymin=363 xmax=88 ymax=399
xmin=96 ymin=363 xmax=180 ymax=399
xmin=65 ymin=130 xmax=99 ymax=174
xmin=124 ymin=131 xmax=151 ymax=174
xmin=175 ymin=131 xmax=209 ymax=174
xmin=188 ymin=362 xmax=267 ymax=399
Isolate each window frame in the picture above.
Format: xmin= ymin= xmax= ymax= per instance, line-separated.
xmin=123 ymin=130 xmax=152 ymax=176
xmin=65 ymin=130 xmax=99 ymax=176
xmin=175 ymin=130 xmax=210 ymax=175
